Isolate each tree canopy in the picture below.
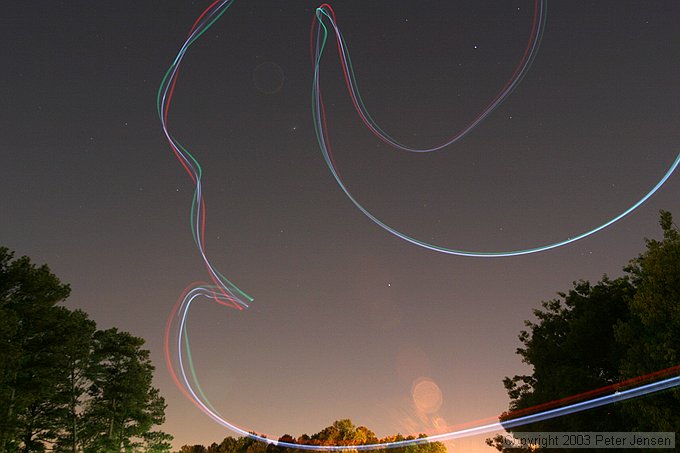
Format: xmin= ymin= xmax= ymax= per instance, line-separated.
xmin=487 ymin=211 xmax=680 ymax=451
xmin=0 ymin=247 xmax=172 ymax=453
xmin=178 ymin=419 xmax=447 ymax=453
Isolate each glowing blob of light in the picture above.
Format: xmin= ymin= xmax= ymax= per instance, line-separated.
xmin=412 ymin=377 xmax=444 ymax=414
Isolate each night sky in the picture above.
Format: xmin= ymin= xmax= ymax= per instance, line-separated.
xmin=2 ymin=1 xmax=680 ymax=451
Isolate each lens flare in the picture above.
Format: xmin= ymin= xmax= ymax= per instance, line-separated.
xmin=412 ymin=378 xmax=444 ymax=414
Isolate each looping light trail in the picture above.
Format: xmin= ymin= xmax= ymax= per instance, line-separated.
xmin=159 ymin=0 xmax=680 ymax=449
xmin=311 ymin=3 xmax=680 ymax=257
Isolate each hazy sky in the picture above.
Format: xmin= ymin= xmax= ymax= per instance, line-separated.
xmin=2 ymin=1 xmax=680 ymax=451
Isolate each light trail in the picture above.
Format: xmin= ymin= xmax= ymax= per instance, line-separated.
xmin=157 ymin=0 xmax=253 ymax=310
xmin=310 ymin=2 xmax=546 ymax=153
xmin=311 ymin=4 xmax=680 ymax=257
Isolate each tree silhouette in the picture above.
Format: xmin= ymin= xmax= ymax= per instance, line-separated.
xmin=0 ymin=247 xmax=172 ymax=453
xmin=487 ymin=211 xmax=680 ymax=451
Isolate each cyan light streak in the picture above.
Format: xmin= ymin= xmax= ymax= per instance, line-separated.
xmin=159 ymin=0 xmax=680 ymax=448
xmin=311 ymin=4 xmax=680 ymax=257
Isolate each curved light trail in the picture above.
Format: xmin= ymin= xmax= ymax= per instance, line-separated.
xmin=157 ymin=0 xmax=253 ymax=310
xmin=311 ymin=4 xmax=680 ymax=257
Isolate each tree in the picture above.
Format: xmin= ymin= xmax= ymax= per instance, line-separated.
xmin=353 ymin=426 xmax=377 ymax=445
xmin=0 ymin=247 xmax=71 ymax=452
xmin=217 ymin=436 xmax=243 ymax=453
xmin=15 ymin=307 xmax=96 ymax=453
xmin=52 ymin=309 xmax=97 ymax=453
xmin=311 ymin=419 xmax=357 ymax=445
xmin=487 ymin=211 xmax=680 ymax=450
xmin=615 ymin=211 xmax=680 ymax=431
xmin=0 ymin=247 xmax=172 ymax=453
xmin=83 ymin=328 xmax=168 ymax=453
xmin=142 ymin=431 xmax=175 ymax=453
xmin=183 ymin=420 xmax=445 ymax=453
xmin=502 ymin=277 xmax=635 ymax=433
xmin=180 ymin=446 xmax=208 ymax=453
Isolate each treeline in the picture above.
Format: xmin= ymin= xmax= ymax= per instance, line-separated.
xmin=178 ymin=419 xmax=446 ymax=453
xmin=487 ymin=211 xmax=680 ymax=451
xmin=0 ymin=247 xmax=172 ymax=453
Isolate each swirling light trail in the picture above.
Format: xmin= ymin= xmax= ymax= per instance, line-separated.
xmin=311 ymin=4 xmax=680 ymax=257
xmin=159 ymin=0 xmax=680 ymax=449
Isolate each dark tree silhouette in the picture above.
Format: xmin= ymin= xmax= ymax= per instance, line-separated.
xmin=487 ymin=211 xmax=680 ymax=451
xmin=0 ymin=247 xmax=71 ymax=452
xmin=0 ymin=247 xmax=172 ymax=453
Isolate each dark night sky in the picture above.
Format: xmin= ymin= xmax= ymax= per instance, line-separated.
xmin=2 ymin=1 xmax=680 ymax=451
